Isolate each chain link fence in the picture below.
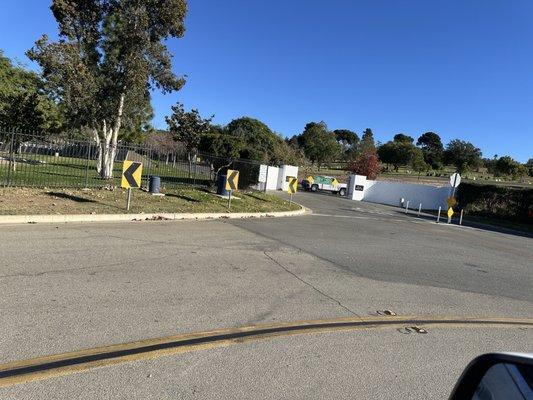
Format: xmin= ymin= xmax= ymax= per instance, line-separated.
xmin=0 ymin=128 xmax=262 ymax=190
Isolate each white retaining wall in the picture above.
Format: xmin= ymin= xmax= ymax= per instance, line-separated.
xmin=348 ymin=175 xmax=451 ymax=210
xmin=277 ymin=165 xmax=299 ymax=191
xmin=265 ymin=166 xmax=280 ymax=190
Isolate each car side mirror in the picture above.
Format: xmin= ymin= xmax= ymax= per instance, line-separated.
xmin=449 ymin=353 xmax=533 ymax=399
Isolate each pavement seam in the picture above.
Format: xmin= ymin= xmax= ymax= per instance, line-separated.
xmin=262 ymin=251 xmax=360 ymax=317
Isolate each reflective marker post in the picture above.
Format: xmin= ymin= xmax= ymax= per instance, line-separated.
xmin=418 ymin=203 xmax=422 ymax=217
xmin=437 ymin=206 xmax=441 ymax=223
xmin=459 ymin=209 xmax=464 ymax=225
xmin=405 ymin=201 xmax=410 ymax=214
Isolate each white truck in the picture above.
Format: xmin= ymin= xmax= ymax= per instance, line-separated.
xmin=302 ymin=175 xmax=347 ymax=196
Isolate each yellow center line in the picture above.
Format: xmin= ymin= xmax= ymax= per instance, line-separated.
xmin=0 ymin=315 xmax=531 ymax=389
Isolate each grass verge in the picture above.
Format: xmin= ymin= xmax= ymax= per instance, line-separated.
xmin=0 ymin=187 xmax=301 ymax=215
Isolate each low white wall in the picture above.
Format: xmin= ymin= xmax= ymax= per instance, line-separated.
xmin=363 ymin=180 xmax=451 ymax=210
xmin=265 ymin=166 xmax=279 ymax=190
xmin=347 ymin=174 xmax=451 ymax=210
xmin=277 ymin=165 xmax=299 ymax=191
xmin=347 ymin=175 xmax=367 ymax=201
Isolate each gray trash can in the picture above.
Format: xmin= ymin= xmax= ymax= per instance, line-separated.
xmin=149 ymin=176 xmax=161 ymax=194
xmin=216 ymin=174 xmax=229 ymax=196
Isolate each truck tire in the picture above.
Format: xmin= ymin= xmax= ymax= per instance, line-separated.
xmin=339 ymin=188 xmax=347 ymax=196
xmin=311 ymin=184 xmax=319 ymax=192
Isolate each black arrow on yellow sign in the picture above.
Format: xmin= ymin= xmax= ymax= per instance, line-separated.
xmin=122 ymin=161 xmax=142 ymax=189
xmin=226 ymin=170 xmax=239 ymax=191
xmin=287 ymin=177 xmax=297 ymax=194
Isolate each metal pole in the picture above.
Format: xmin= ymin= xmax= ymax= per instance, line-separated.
xmin=228 ymin=190 xmax=232 ymax=210
xmin=405 ymin=200 xmax=409 ymax=214
xmin=126 ymin=188 xmax=132 ymax=211
xmin=417 ymin=203 xmax=422 ymax=217
xmin=6 ymin=129 xmax=15 ymax=187
xmin=459 ymin=209 xmax=464 ymax=225
xmin=437 ymin=206 xmax=441 ymax=223
xmin=193 ymin=154 xmax=197 ymax=186
xmin=289 ymin=193 xmax=293 ymax=207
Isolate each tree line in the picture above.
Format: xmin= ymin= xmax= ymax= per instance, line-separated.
xmin=0 ymin=0 xmax=531 ymax=181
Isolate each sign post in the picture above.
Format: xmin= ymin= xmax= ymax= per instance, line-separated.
xmin=225 ymin=169 xmax=239 ymax=210
xmin=126 ymin=188 xmax=132 ymax=211
xmin=287 ymin=176 xmax=297 ymax=206
xmin=121 ymin=161 xmax=143 ymax=211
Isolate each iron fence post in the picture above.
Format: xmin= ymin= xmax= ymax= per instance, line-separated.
xmin=84 ymin=143 xmax=92 ymax=188
xmin=6 ymin=129 xmax=15 ymax=187
xmin=193 ymin=154 xmax=197 ymax=186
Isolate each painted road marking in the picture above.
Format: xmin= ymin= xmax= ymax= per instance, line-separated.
xmin=0 ymin=316 xmax=531 ymax=388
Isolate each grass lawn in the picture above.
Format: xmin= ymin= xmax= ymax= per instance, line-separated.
xmin=0 ymin=187 xmax=301 ymax=215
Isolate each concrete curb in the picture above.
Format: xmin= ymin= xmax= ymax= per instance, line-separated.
xmin=0 ymin=204 xmax=311 ymax=225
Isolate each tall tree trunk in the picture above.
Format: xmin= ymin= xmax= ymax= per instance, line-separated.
xmin=94 ymin=93 xmax=125 ymax=180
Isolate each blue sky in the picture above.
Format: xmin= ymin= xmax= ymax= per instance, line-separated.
xmin=1 ymin=1 xmax=532 ymax=162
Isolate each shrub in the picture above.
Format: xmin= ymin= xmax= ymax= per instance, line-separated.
xmin=456 ymin=183 xmax=533 ymax=224
xmin=346 ymin=149 xmax=381 ymax=180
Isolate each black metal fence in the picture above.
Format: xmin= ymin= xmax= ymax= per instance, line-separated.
xmin=0 ymin=128 xmax=262 ymax=190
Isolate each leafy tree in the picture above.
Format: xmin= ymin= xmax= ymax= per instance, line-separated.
xmin=410 ymin=147 xmax=428 ymax=179
xmin=360 ymin=128 xmax=375 ymax=152
xmin=198 ymin=117 xmax=300 ymax=166
xmin=225 ymin=117 xmax=283 ymax=163
xmin=482 ymin=157 xmax=497 ymax=174
xmin=416 ymin=131 xmax=444 ymax=169
xmin=444 ymin=139 xmax=482 ymax=173
xmin=494 ymin=156 xmax=523 ymax=178
xmin=27 ymin=0 xmax=188 ymax=179
xmin=144 ymin=130 xmax=182 ymax=164
xmin=334 ymin=129 xmax=359 ymax=159
xmin=377 ymin=140 xmax=415 ymax=171
xmin=166 ymin=103 xmax=213 ymax=177
xmin=393 ymin=133 xmax=414 ymax=144
xmin=346 ymin=149 xmax=381 ymax=179
xmin=376 ymin=141 xmax=396 ymax=170
xmin=298 ymin=122 xmax=341 ymax=169
xmin=526 ymin=159 xmax=533 ymax=177
xmin=0 ymin=50 xmax=64 ymax=134
xmin=199 ymin=125 xmax=244 ymax=160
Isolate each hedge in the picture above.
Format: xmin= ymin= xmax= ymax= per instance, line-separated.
xmin=456 ymin=182 xmax=533 ymax=224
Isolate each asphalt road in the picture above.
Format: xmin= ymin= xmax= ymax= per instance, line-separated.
xmin=0 ymin=191 xmax=531 ymax=399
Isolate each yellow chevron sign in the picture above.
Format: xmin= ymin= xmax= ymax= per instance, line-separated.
xmin=121 ymin=161 xmax=143 ymax=189
xmin=331 ymin=178 xmax=339 ymax=186
xmin=225 ymin=169 xmax=239 ymax=191
xmin=287 ymin=176 xmax=298 ymax=194
xmin=306 ymin=176 xmax=314 ymax=184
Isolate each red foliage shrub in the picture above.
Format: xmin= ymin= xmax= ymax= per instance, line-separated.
xmin=346 ymin=150 xmax=381 ymax=180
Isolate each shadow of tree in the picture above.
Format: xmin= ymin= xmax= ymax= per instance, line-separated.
xmin=45 ymin=192 xmax=97 ymax=203
xmin=165 ymin=193 xmax=201 ymax=203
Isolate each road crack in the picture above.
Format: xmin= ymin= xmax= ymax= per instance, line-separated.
xmin=263 ymin=251 xmax=359 ymax=316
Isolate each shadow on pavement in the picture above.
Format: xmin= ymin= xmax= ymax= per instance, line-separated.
xmin=391 ymin=208 xmax=533 ymax=239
